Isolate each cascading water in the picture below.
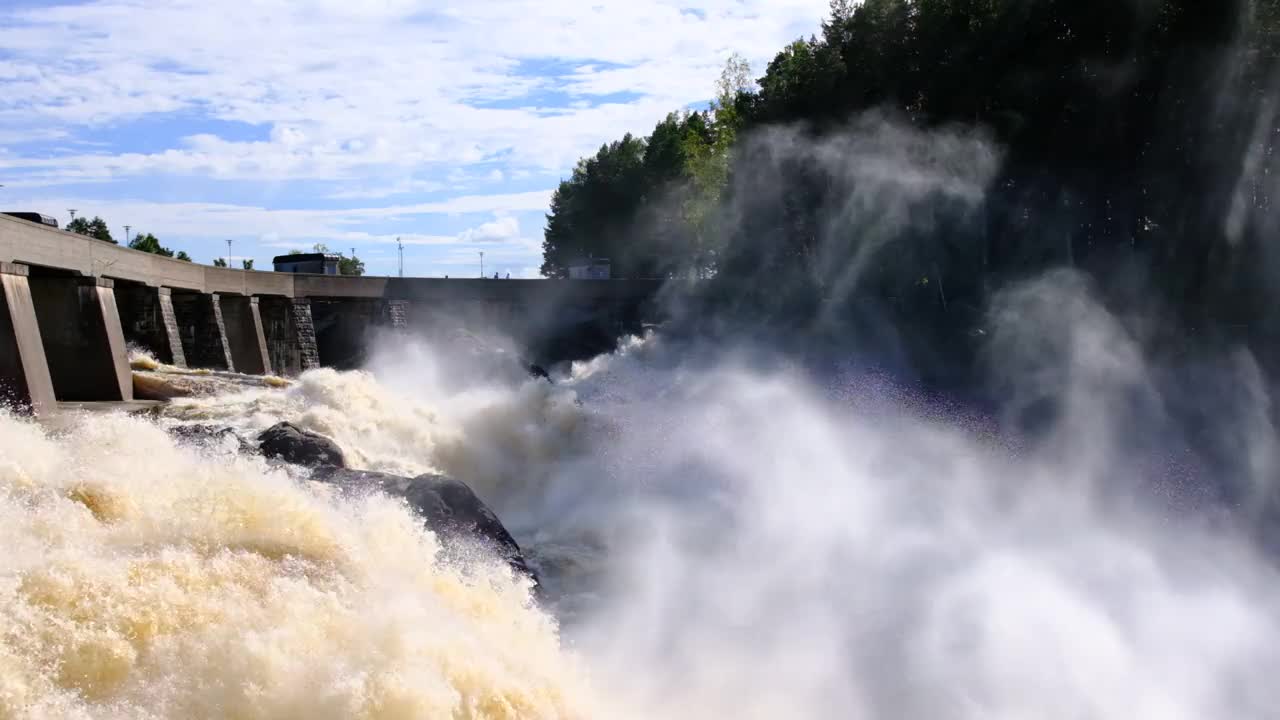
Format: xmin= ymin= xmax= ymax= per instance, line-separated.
xmin=4 ymin=280 xmax=1280 ymax=719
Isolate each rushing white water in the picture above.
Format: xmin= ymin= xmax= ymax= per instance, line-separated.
xmin=0 ymin=411 xmax=588 ymax=719
xmin=4 ymin=280 xmax=1280 ymax=718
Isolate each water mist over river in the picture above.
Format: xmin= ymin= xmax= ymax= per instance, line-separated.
xmin=2 ymin=276 xmax=1279 ymax=719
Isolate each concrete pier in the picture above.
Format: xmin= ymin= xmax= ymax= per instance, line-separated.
xmin=259 ymin=297 xmax=319 ymax=376
xmin=381 ymin=299 xmax=409 ymax=331
xmin=0 ymin=263 xmax=55 ymax=413
xmin=221 ymin=295 xmax=272 ymax=375
xmin=28 ymin=275 xmax=133 ymax=402
xmin=157 ymin=289 xmax=187 ymax=368
xmin=312 ymin=299 xmax=374 ymax=369
xmin=117 ymin=284 xmax=187 ymax=367
xmin=172 ymin=292 xmax=233 ymax=370
xmin=291 ymin=298 xmax=320 ymax=372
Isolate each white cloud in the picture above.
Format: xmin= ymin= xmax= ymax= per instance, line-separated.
xmin=11 ymin=192 xmax=551 ymax=243
xmin=458 ymin=216 xmax=519 ymax=243
xmin=0 ymin=0 xmax=824 ymax=185
xmin=0 ymin=0 xmax=824 ymax=275
xmin=326 ymin=179 xmax=448 ymax=200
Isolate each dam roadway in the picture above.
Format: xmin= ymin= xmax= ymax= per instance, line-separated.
xmin=0 ymin=213 xmax=662 ymax=414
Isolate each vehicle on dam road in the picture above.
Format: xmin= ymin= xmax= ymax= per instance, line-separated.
xmin=2 ymin=212 xmax=59 ymax=229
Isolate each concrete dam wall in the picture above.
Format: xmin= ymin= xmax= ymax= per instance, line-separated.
xmin=0 ymin=214 xmax=663 ymax=413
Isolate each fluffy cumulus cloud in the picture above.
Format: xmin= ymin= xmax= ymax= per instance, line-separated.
xmin=0 ymin=0 xmax=824 ymax=276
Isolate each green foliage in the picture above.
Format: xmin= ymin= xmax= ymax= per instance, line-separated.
xmin=541 ymin=109 xmax=738 ymax=278
xmin=541 ymin=133 xmax=649 ymax=277
xmin=242 ymin=259 xmax=254 ymax=270
xmin=176 ymin=251 xmax=191 ymax=262
xmin=543 ymin=0 xmax=1280 ymax=365
xmin=66 ymin=216 xmax=115 ymax=244
xmin=212 ymin=257 xmax=228 ymax=267
xmin=338 ymin=255 xmax=365 ymax=276
xmin=127 ymin=232 xmax=175 ymax=257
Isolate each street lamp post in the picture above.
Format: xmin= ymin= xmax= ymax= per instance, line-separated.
xmin=124 ymin=225 xmax=131 ymax=244
xmin=479 ymin=251 xmax=484 ymax=278
xmin=226 ymin=239 xmax=233 ymax=267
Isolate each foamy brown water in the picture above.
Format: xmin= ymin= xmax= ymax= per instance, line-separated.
xmin=0 ymin=411 xmax=591 ymax=719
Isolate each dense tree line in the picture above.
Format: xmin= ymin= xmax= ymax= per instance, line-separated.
xmin=68 ymin=217 xmax=194 ymax=261
xmin=127 ymin=231 xmax=191 ymax=261
xmin=66 ymin=216 xmax=115 ymax=244
xmin=544 ymin=0 xmax=1280 ymax=379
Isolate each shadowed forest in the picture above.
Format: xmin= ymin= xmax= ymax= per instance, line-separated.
xmin=543 ymin=0 xmax=1280 ymax=387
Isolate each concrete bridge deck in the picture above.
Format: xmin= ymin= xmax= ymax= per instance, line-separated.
xmin=0 ymin=214 xmax=664 ymax=414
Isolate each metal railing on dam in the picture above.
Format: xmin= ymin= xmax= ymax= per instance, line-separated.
xmin=0 ymin=214 xmax=663 ymax=414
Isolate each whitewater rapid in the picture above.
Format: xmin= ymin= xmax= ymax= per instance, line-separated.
xmin=5 ymin=300 xmax=1280 ymax=719
xmin=0 ymin=410 xmax=588 ymax=719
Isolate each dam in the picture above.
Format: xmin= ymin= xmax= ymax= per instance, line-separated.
xmin=0 ymin=214 xmax=663 ymax=413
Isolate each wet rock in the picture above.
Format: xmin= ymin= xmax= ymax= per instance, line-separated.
xmin=257 ymin=422 xmax=346 ymax=468
xmin=314 ymin=467 xmax=536 ymax=584
xmin=168 ymin=423 xmax=255 ymax=454
xmin=527 ymin=363 xmax=552 ymax=382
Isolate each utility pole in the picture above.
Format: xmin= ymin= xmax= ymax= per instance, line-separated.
xmin=226 ymin=239 xmax=233 ymax=267
xmin=479 ymin=250 xmax=484 ymax=278
xmin=397 ymin=237 xmax=404 ymax=277
xmin=68 ymin=209 xmax=77 ymax=222
xmin=124 ymin=225 xmax=131 ymax=244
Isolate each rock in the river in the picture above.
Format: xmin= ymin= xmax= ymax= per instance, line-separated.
xmin=169 ymin=423 xmax=255 ymax=453
xmin=257 ymin=422 xmax=346 ymax=468
xmin=314 ymin=467 xmax=536 ymax=584
xmin=527 ymin=363 xmax=552 ymax=383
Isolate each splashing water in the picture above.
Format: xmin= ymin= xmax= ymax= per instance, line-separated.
xmin=6 ymin=280 xmax=1280 ymax=719
xmin=0 ymin=411 xmax=589 ymax=719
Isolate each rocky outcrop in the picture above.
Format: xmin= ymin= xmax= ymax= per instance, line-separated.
xmin=168 ymin=423 xmax=255 ymax=453
xmin=252 ymin=422 xmax=532 ymax=583
xmin=527 ymin=363 xmax=551 ymax=382
xmin=257 ymin=422 xmax=346 ymax=468
xmin=314 ymin=466 xmax=536 ymax=584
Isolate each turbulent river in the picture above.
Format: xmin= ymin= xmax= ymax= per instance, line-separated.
xmin=2 ymin=315 xmax=1280 ymax=718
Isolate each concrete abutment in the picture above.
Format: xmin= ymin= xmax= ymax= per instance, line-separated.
xmin=221 ymin=296 xmax=272 ymax=376
xmin=28 ymin=275 xmax=133 ymax=402
xmin=310 ymin=298 xmax=412 ymax=369
xmin=0 ymin=263 xmax=55 ymax=413
xmin=259 ymin=297 xmax=319 ymax=377
xmin=172 ymin=292 xmax=233 ymax=371
xmin=117 ymin=284 xmax=187 ymax=367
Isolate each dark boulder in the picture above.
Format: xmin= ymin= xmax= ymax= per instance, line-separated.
xmin=257 ymin=422 xmax=346 ymax=468
xmin=527 ymin=363 xmax=552 ymax=382
xmin=313 ymin=467 xmax=536 ymax=584
xmin=169 ymin=423 xmax=255 ymax=454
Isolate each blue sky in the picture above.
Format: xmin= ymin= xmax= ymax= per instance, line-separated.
xmin=0 ymin=0 xmax=823 ymax=277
